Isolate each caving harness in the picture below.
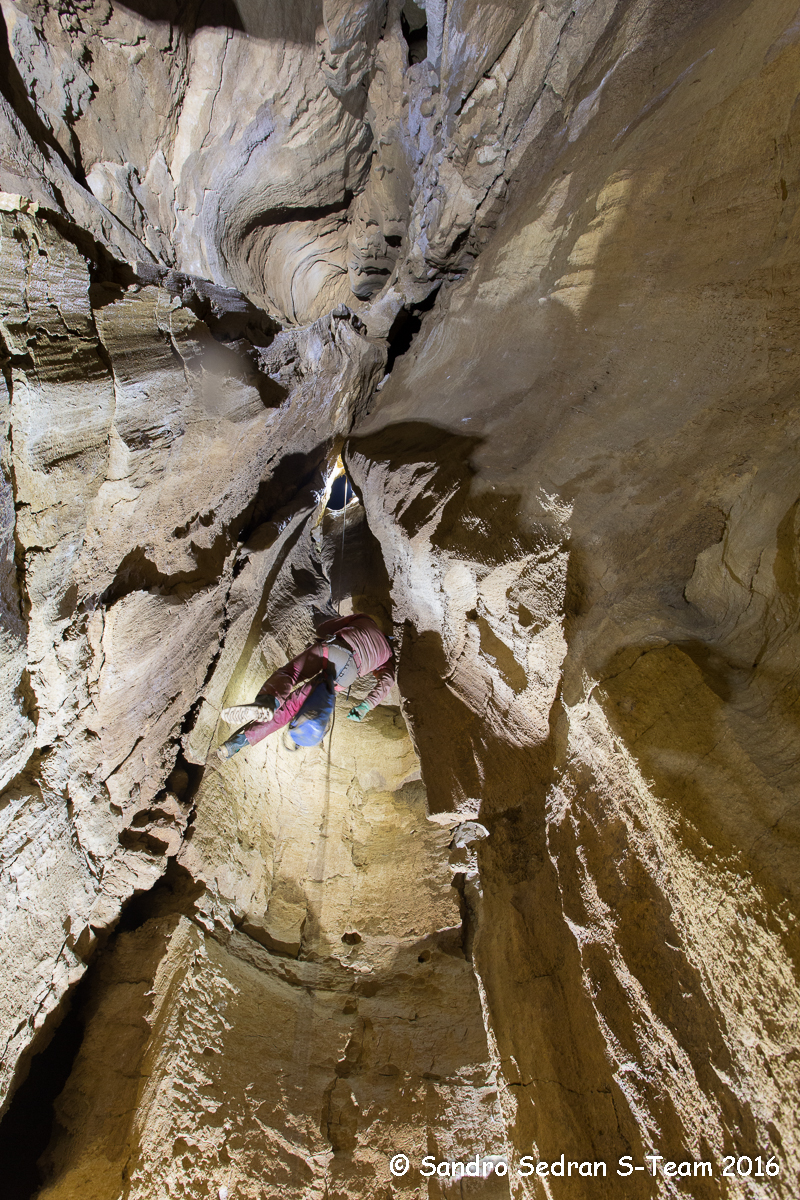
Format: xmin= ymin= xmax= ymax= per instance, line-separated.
xmin=286 ymin=640 xmax=354 ymax=747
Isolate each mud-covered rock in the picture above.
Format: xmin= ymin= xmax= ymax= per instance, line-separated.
xmin=1 ymin=0 xmax=799 ymax=1197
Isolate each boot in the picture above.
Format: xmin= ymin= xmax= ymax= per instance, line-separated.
xmin=221 ymin=696 xmax=279 ymax=725
xmin=216 ymin=729 xmax=248 ymax=760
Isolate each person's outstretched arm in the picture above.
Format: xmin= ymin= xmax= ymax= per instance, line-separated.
xmin=348 ymin=659 xmax=395 ymax=720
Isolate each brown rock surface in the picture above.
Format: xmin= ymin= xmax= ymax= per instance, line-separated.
xmin=0 ymin=0 xmax=799 ymax=1198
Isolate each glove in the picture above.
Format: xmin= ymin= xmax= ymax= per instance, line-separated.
xmin=347 ymin=701 xmax=370 ymax=722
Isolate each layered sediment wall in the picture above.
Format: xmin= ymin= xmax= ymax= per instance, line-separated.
xmin=0 ymin=1 xmax=798 ymax=1197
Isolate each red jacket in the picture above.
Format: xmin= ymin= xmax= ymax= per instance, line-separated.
xmin=316 ymin=613 xmax=395 ymax=709
xmin=260 ymin=613 xmax=395 ymax=714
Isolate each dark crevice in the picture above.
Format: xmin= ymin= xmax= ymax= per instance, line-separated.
xmin=451 ymin=871 xmax=476 ymax=961
xmin=401 ymin=2 xmax=428 ymax=65
xmin=0 ymin=856 xmax=207 ymax=1199
xmin=105 ymin=0 xmax=326 ymax=40
xmin=0 ymin=975 xmax=89 ymax=1200
xmin=0 ymin=332 xmax=35 ymax=631
xmin=115 ymin=858 xmax=205 ymax=933
xmin=384 ymin=285 xmax=440 ymax=373
xmin=119 ymin=752 xmax=204 ymax=855
xmin=327 ymin=474 xmax=355 ymax=511
xmin=177 ymin=615 xmax=237 ymax=743
xmin=165 ymin=756 xmax=199 ymax=804
xmin=239 ymin=195 xmax=353 ymax=244
xmin=14 ymin=667 xmax=39 ymax=727
xmin=445 ymin=225 xmax=471 ymax=264
xmin=65 ymin=119 xmax=89 ymax=190
xmin=237 ymin=445 xmax=328 ymax=545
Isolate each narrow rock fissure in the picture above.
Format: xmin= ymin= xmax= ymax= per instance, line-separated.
xmin=384 ymin=286 xmax=440 ymax=374
xmin=401 ymin=1 xmax=428 ymax=65
xmin=0 ymin=978 xmax=88 ymax=1200
xmin=0 ymin=858 xmax=207 ymax=1199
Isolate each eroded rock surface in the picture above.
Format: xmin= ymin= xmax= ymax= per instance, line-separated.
xmin=0 ymin=0 xmax=799 ymax=1198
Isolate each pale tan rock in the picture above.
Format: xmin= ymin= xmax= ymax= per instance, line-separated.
xmin=0 ymin=361 xmax=34 ymax=790
xmin=345 ymin=0 xmax=800 ymax=1189
xmin=0 ymin=204 xmax=383 ymax=1117
xmin=38 ymin=698 xmax=509 ymax=1199
xmin=1 ymin=0 xmax=800 ymax=1196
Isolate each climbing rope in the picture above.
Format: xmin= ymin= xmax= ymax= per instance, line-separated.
xmin=330 ymin=469 xmax=349 ymax=800
xmin=324 ymin=684 xmax=336 ymax=799
xmin=336 ymin=477 xmax=348 ymax=614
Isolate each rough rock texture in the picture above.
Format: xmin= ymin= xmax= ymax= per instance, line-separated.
xmin=1 ymin=0 xmax=799 ymax=1198
xmin=0 ymin=203 xmax=383 ymax=1114
xmin=38 ymin=716 xmax=505 ymax=1200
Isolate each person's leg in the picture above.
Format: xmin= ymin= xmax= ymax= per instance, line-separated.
xmin=243 ymin=689 xmax=302 ymax=745
xmin=217 ymin=729 xmax=249 ymax=760
xmin=221 ymin=697 xmax=279 ymax=724
xmin=259 ymin=645 xmax=327 ymax=704
xmin=221 ymin=645 xmax=326 ymax=725
xmin=216 ymin=685 xmax=312 ymax=760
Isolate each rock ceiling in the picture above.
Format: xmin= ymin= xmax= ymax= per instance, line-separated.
xmin=0 ymin=0 xmax=799 ymax=1197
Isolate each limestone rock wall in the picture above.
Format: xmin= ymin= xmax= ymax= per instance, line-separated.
xmin=0 ymin=0 xmax=799 ymax=1198
xmin=0 ymin=201 xmax=384 ymax=1115
xmin=347 ymin=0 xmax=800 ymax=1191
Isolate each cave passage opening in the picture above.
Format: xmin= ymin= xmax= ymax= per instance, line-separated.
xmin=401 ymin=0 xmax=428 ymax=64
xmin=326 ymin=473 xmax=355 ymax=511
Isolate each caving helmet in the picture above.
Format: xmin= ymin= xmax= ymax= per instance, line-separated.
xmin=287 ymin=676 xmax=335 ymax=746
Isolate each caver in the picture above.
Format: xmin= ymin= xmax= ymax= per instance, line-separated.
xmin=216 ymin=612 xmax=395 ymax=758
